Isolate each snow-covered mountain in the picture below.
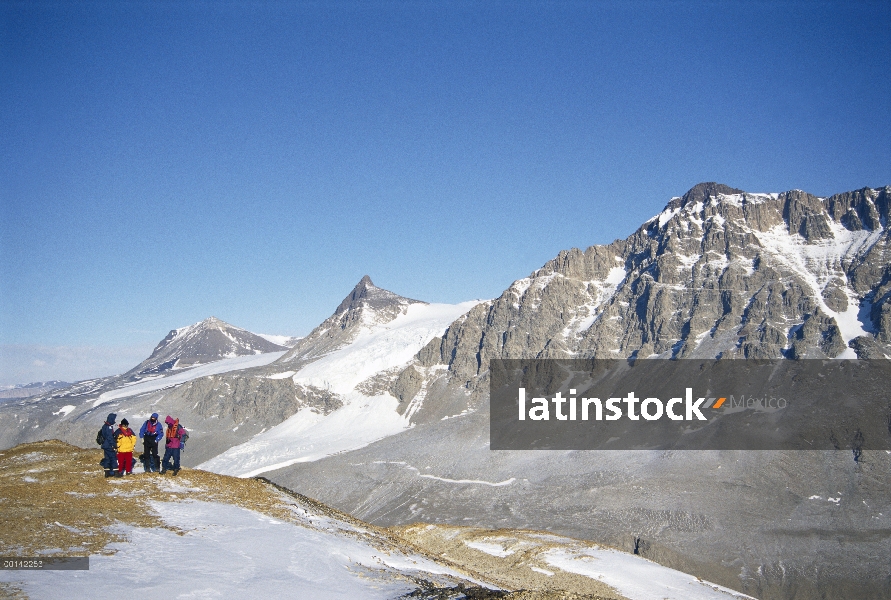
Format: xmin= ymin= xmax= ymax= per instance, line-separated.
xmin=199 ymin=294 xmax=483 ymax=476
xmin=127 ymin=316 xmax=288 ymax=375
xmin=0 ymin=317 xmax=293 ymax=451
xmin=277 ymin=275 xmax=427 ymax=367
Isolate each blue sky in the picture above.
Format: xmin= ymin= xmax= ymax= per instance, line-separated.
xmin=1 ymin=1 xmax=889 ymax=385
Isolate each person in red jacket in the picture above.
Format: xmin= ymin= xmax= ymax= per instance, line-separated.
xmin=160 ymin=415 xmax=188 ymax=476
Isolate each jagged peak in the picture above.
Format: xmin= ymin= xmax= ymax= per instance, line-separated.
xmin=666 ymin=182 xmax=745 ymax=210
xmin=334 ymin=276 xmax=422 ymax=315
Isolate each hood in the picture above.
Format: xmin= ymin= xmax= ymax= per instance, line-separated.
xmin=150 ymin=413 xmax=159 ymax=420
xmin=165 ymin=416 xmax=176 ymax=426
xmin=106 ymin=413 xmax=117 ymax=425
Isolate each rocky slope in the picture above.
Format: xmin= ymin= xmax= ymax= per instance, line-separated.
xmin=416 ymin=183 xmax=889 ymax=393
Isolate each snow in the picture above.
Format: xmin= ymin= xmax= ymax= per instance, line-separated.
xmin=0 ymin=499 xmax=474 ymax=598
xmin=291 ymin=300 xmax=481 ymax=394
xmin=544 ymin=547 xmax=757 ymax=600
xmin=202 ymin=395 xmax=404 ymax=478
xmin=511 ymin=277 xmax=534 ymax=297
xmin=52 ymin=405 xmax=75 ymax=417
xmin=418 ymin=474 xmax=516 ymax=487
xmin=92 ymin=351 xmax=287 ymax=406
xmin=266 ymin=371 xmax=296 ymax=379
xmin=563 ymin=267 xmax=628 ymax=340
xmin=604 ymin=266 xmax=626 ymax=286
xmin=658 ymin=207 xmax=681 ymax=228
xmin=465 ymin=540 xmax=515 ymax=557
xmin=258 ymin=333 xmax=299 ymax=346
xmin=752 ymin=220 xmax=884 ymax=349
xmin=675 ymin=253 xmax=702 ymax=271
xmin=200 ymin=301 xmax=483 ymax=477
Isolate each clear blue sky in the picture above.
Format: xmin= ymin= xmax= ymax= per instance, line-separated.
xmin=1 ymin=1 xmax=889 ymax=385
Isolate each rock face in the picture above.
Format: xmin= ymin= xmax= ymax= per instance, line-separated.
xmin=267 ymin=183 xmax=891 ymax=600
xmin=128 ymin=316 xmax=288 ymax=375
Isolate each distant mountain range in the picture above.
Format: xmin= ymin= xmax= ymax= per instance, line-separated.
xmin=1 ymin=183 xmax=889 ymax=600
xmin=0 ymin=380 xmax=70 ymax=399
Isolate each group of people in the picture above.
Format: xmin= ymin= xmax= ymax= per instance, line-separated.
xmin=98 ymin=412 xmax=188 ymax=478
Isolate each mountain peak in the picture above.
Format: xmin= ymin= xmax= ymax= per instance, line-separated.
xmin=334 ymin=276 xmax=418 ymax=316
xmin=279 ymin=277 xmax=427 ymax=364
xmin=666 ymin=182 xmax=745 ymax=210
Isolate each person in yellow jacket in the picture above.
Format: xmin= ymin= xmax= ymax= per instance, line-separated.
xmin=114 ymin=419 xmax=138 ymax=476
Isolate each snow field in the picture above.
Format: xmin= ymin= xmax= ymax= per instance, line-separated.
xmin=200 ymin=301 xmax=483 ymax=477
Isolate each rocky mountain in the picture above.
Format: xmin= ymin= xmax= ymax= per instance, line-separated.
xmin=0 ymin=317 xmax=292 ymax=455
xmin=257 ymin=183 xmax=891 ymax=600
xmin=415 ymin=183 xmax=890 ymax=391
xmin=127 ymin=316 xmax=288 ymax=375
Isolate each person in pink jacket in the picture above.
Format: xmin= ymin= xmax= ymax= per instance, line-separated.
xmin=160 ymin=415 xmax=188 ymax=476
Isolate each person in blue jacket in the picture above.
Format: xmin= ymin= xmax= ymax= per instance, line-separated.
xmin=99 ymin=413 xmax=120 ymax=478
xmin=139 ymin=413 xmax=164 ymax=473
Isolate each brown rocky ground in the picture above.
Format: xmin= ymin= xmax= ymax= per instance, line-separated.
xmin=393 ymin=524 xmax=626 ymax=600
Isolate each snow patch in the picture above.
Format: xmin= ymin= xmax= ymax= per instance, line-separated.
xmin=544 ymin=547 xmax=756 ymax=600
xmin=266 ymin=371 xmax=296 ymax=380
xmin=52 ymin=405 xmax=75 ymax=417
xmin=465 ymin=540 xmax=515 ymax=558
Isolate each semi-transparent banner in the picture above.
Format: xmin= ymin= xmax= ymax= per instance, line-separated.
xmin=489 ymin=359 xmax=891 ymax=451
